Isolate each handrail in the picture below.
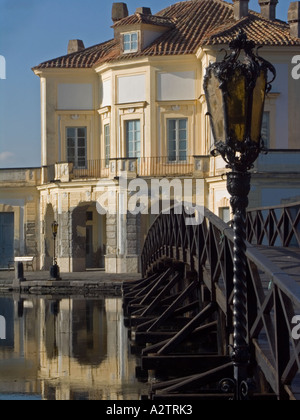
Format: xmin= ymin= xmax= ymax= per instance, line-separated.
xmin=141 ymin=204 xmax=300 ymax=399
xmin=248 ymin=201 xmax=300 ymax=213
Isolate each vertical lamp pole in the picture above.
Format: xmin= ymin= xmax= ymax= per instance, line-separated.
xmin=204 ymin=30 xmax=276 ymax=400
xmin=51 ymin=220 xmax=60 ymax=280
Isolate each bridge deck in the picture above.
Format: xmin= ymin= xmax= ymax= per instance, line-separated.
xmin=138 ymin=203 xmax=300 ymax=399
xmin=255 ymin=246 xmax=300 ymax=284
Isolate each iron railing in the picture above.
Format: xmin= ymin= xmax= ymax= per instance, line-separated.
xmin=138 ymin=156 xmax=195 ymax=177
xmin=247 ymin=202 xmax=300 ymax=247
xmin=72 ymin=159 xmax=109 ymax=179
xmin=141 ymin=205 xmax=300 ymax=399
xmin=42 ymin=156 xmax=210 ymax=184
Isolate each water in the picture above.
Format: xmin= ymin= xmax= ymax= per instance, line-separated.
xmin=0 ymin=295 xmax=145 ymax=400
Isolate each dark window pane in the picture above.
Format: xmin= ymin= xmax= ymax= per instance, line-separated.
xmin=179 ymin=119 xmax=187 ymax=130
xmin=78 ymin=128 xmax=86 ymax=137
xmin=179 ymin=151 xmax=187 ymax=161
xmin=78 ymin=159 xmax=86 ymax=168
xmin=78 ymin=138 xmax=85 ymax=148
xmin=67 ymin=128 xmax=76 ymax=138
xmin=68 ymin=138 xmax=75 ymax=148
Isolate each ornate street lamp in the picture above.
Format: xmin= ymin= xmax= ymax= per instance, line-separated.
xmin=204 ymin=30 xmax=276 ymax=400
xmin=50 ymin=220 xmax=60 ymax=280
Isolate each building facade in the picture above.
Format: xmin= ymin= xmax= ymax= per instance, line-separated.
xmin=1 ymin=0 xmax=300 ymax=273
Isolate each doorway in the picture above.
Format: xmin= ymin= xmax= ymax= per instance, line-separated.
xmin=86 ymin=225 xmax=93 ymax=269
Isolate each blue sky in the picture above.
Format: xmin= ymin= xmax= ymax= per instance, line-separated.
xmin=0 ymin=0 xmax=291 ymax=168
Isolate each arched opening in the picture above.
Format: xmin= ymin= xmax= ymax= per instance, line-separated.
xmin=72 ymin=299 xmax=107 ymax=366
xmin=44 ymin=204 xmax=54 ymax=270
xmin=72 ymin=203 xmax=106 ymax=272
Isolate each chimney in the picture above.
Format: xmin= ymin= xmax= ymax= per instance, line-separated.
xmin=135 ymin=7 xmax=152 ymax=15
xmin=288 ymin=1 xmax=300 ymax=38
xmin=68 ymin=40 xmax=85 ymax=54
xmin=112 ymin=2 xmax=129 ymax=23
xmin=233 ymin=0 xmax=249 ymax=20
xmin=259 ymin=0 xmax=278 ymax=20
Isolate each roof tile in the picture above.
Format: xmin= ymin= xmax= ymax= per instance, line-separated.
xmin=112 ymin=12 xmax=176 ymax=28
xmin=33 ymin=0 xmax=300 ymax=70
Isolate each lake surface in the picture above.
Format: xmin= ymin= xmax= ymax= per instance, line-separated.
xmin=0 ymin=295 xmax=145 ymax=400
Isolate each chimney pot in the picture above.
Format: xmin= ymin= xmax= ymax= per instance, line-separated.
xmin=233 ymin=0 xmax=249 ymax=20
xmin=135 ymin=7 xmax=152 ymax=15
xmin=112 ymin=2 xmax=129 ymax=23
xmin=68 ymin=40 xmax=85 ymax=54
xmin=258 ymin=0 xmax=278 ymax=21
xmin=288 ymin=2 xmax=300 ymax=38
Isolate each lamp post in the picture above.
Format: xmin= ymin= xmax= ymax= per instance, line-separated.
xmin=50 ymin=220 xmax=60 ymax=280
xmin=204 ymin=30 xmax=276 ymax=400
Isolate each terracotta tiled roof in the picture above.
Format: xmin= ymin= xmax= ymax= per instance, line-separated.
xmin=33 ymin=0 xmax=300 ymax=70
xmin=202 ymin=13 xmax=299 ymax=46
xmin=33 ymin=39 xmax=119 ymax=70
xmin=112 ymin=12 xmax=176 ymax=28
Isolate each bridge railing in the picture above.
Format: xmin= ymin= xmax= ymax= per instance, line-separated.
xmin=247 ymin=202 xmax=300 ymax=248
xmin=141 ymin=205 xmax=300 ymax=399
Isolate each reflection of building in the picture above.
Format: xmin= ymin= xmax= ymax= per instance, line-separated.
xmin=0 ymin=295 xmax=142 ymax=400
xmin=40 ymin=298 xmax=142 ymax=400
xmin=0 ymin=296 xmax=41 ymax=397
xmin=1 ymin=1 xmax=300 ymax=272
xmin=0 ymin=299 xmax=13 ymax=345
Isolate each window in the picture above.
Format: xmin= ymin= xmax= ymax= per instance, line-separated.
xmin=261 ymin=112 xmax=270 ymax=148
xmin=167 ymin=119 xmax=188 ymax=162
xmin=126 ymin=120 xmax=141 ymax=158
xmin=123 ymin=33 xmax=138 ymax=53
xmin=67 ymin=127 xmax=87 ymax=168
xmin=104 ymin=124 xmax=110 ymax=168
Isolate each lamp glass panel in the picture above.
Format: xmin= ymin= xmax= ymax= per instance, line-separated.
xmin=251 ymin=71 xmax=267 ymax=143
xmin=206 ymin=72 xmax=225 ymax=143
xmin=52 ymin=222 xmax=58 ymax=235
xmin=226 ymin=70 xmax=247 ymax=142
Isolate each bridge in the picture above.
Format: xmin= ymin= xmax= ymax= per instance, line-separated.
xmin=123 ymin=201 xmax=300 ymax=400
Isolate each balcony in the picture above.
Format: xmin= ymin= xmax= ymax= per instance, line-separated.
xmin=41 ymin=156 xmax=211 ymax=184
xmin=0 ymin=167 xmax=41 ymax=186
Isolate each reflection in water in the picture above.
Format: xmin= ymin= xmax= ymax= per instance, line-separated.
xmin=0 ymin=295 xmax=144 ymax=400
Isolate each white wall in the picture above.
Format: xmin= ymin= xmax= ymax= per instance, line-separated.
xmin=101 ymin=79 xmax=112 ymax=107
xmin=57 ymin=84 xmax=93 ymax=110
xmin=157 ymin=71 xmax=196 ymax=101
xmin=117 ymin=74 xmax=146 ymax=104
xmin=143 ymin=30 xmax=163 ymax=49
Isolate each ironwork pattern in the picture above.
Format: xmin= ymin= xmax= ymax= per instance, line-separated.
xmin=141 ymin=205 xmax=300 ymax=399
xmin=247 ymin=202 xmax=300 ymax=248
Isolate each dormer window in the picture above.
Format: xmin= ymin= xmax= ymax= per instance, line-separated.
xmin=123 ymin=32 xmax=138 ymax=53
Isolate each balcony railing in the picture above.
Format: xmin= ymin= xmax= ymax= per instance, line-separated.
xmin=73 ymin=160 xmax=109 ymax=179
xmin=41 ymin=156 xmax=210 ymax=183
xmin=138 ymin=156 xmax=195 ymax=177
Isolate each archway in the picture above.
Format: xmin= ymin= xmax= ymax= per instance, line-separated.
xmin=71 ymin=203 xmax=106 ymax=272
xmin=43 ymin=204 xmax=54 ymax=270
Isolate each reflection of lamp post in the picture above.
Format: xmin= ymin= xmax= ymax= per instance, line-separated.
xmin=50 ymin=220 xmax=60 ymax=280
xmin=204 ymin=30 xmax=276 ymax=400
